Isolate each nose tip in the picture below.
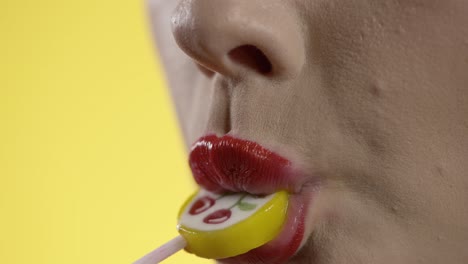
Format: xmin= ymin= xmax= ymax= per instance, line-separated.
xmin=171 ymin=0 xmax=305 ymax=79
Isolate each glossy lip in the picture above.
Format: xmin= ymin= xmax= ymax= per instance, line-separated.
xmin=219 ymin=192 xmax=314 ymax=264
xmin=188 ymin=134 xmax=319 ymax=263
xmin=189 ymin=134 xmax=309 ymax=195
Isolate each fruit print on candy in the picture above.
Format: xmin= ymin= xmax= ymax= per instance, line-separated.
xmin=189 ymin=196 xmax=216 ymax=215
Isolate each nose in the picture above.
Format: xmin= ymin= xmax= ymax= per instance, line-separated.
xmin=171 ymin=0 xmax=305 ymax=79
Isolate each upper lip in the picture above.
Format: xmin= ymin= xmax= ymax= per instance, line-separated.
xmin=189 ymin=134 xmax=306 ymax=194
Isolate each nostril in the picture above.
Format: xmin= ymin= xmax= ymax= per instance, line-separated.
xmin=228 ymin=45 xmax=273 ymax=75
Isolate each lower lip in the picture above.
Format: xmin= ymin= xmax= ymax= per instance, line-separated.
xmin=218 ymin=191 xmax=313 ymax=264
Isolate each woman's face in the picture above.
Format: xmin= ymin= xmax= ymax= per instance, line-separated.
xmin=149 ymin=0 xmax=468 ymax=263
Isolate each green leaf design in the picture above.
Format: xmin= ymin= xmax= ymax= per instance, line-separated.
xmin=237 ymin=201 xmax=257 ymax=211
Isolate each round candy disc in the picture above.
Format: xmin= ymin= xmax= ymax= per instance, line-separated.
xmin=177 ymin=190 xmax=288 ymax=259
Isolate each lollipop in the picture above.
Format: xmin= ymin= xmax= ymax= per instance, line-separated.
xmin=133 ymin=190 xmax=288 ymax=263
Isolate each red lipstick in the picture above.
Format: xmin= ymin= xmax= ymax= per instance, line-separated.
xmin=188 ymin=134 xmax=317 ymax=263
xmin=189 ymin=134 xmax=305 ymax=194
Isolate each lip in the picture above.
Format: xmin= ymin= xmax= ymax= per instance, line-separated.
xmin=189 ymin=134 xmax=318 ymax=263
xmin=220 ymin=193 xmax=312 ymax=264
xmin=189 ymin=134 xmax=309 ymax=195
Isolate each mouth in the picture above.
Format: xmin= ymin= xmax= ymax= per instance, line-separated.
xmin=189 ymin=134 xmax=319 ymax=264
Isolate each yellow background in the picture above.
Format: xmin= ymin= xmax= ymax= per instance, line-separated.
xmin=0 ymin=0 xmax=210 ymax=263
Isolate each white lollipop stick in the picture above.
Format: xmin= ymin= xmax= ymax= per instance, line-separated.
xmin=133 ymin=235 xmax=187 ymax=264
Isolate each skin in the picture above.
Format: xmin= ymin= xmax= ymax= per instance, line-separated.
xmin=148 ymin=0 xmax=468 ymax=263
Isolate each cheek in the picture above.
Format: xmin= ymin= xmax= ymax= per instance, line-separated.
xmin=174 ymin=73 xmax=213 ymax=146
